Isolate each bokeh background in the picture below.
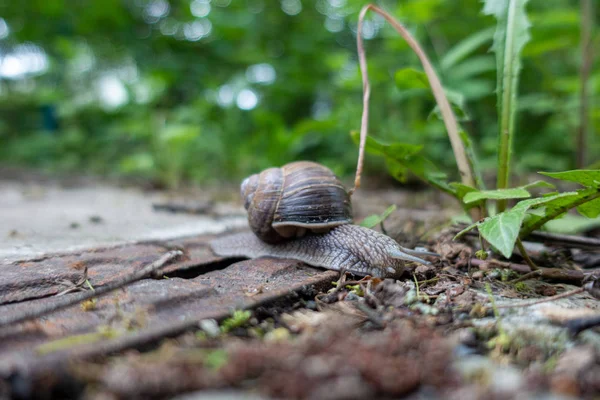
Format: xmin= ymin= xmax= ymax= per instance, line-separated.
xmin=0 ymin=0 xmax=597 ymax=188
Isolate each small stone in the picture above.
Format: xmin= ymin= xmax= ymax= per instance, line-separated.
xmin=199 ymin=319 xmax=220 ymax=338
xmin=264 ymin=327 xmax=290 ymax=342
xmin=344 ymin=292 xmax=360 ymax=302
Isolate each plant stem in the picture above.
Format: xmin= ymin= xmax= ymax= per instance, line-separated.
xmin=355 ymin=4 xmax=480 ymax=214
xmin=515 ymin=238 xmax=538 ymax=270
xmin=577 ymin=0 xmax=594 ymax=168
xmin=496 ymin=0 xmax=521 ymax=213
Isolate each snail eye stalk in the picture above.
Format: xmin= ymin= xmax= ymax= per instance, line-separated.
xmin=388 ymin=249 xmax=432 ymax=266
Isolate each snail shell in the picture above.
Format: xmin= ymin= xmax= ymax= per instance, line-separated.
xmin=241 ymin=161 xmax=353 ymax=244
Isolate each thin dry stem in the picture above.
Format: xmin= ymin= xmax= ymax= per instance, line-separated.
xmin=496 ymin=287 xmax=584 ymax=309
xmin=354 ymin=4 xmax=478 ymax=208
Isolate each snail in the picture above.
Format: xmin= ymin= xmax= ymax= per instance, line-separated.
xmin=211 ymin=161 xmax=438 ymax=278
xmin=240 ymin=161 xmax=353 ymax=243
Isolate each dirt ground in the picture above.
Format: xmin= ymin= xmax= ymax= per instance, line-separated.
xmin=1 ymin=168 xmax=599 ymax=400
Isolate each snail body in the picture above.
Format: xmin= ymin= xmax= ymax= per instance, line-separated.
xmin=241 ymin=161 xmax=352 ymax=244
xmin=211 ymin=224 xmax=435 ymax=278
xmin=211 ymin=161 xmax=438 ymax=278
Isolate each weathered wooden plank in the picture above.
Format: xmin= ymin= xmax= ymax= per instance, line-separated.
xmin=0 ymin=234 xmax=226 ymax=305
xmin=0 ymin=249 xmax=337 ymax=378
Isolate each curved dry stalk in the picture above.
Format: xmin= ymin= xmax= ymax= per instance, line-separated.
xmin=496 ymin=287 xmax=584 ymax=309
xmin=353 ymin=4 xmax=478 ymax=202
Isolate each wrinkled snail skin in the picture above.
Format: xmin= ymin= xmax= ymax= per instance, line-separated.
xmin=210 ymin=224 xmax=435 ymax=278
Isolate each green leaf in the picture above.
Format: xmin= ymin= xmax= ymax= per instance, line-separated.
xmin=359 ymin=205 xmax=397 ymax=228
xmin=539 ymin=170 xmax=600 ymax=188
xmin=484 ymin=0 xmax=532 ymax=105
xmin=447 ymin=56 xmax=497 ymax=81
xmin=457 ymin=190 xmax=588 ymax=257
xmin=350 ymin=131 xmax=455 ymax=197
xmin=543 ymin=213 xmax=600 ymax=235
xmin=462 ymin=181 xmax=553 ymax=205
xmin=441 ymin=26 xmax=495 ymax=70
xmin=448 ymin=182 xmax=479 ymax=201
xmin=394 ymin=67 xmax=429 ymax=90
xmin=577 ymin=198 xmax=600 ymax=218
xmin=479 ymin=209 xmax=525 ymax=258
xmin=464 ymin=187 xmax=531 ymax=204
xmin=519 ymin=189 xmax=600 ymax=236
xmin=522 ymin=180 xmax=556 ymax=190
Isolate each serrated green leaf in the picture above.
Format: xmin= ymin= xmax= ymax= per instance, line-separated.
xmin=484 ymin=0 xmax=532 ymax=110
xmin=484 ymin=0 xmax=531 ymax=203
xmin=359 ymin=205 xmax=397 ymax=228
xmin=479 ymin=209 xmax=525 ymax=258
xmin=394 ymin=68 xmax=429 ymax=90
xmin=539 ymin=170 xmax=600 ymax=188
xmin=464 ymin=187 xmax=531 ymax=204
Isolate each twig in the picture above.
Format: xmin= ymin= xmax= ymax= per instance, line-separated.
xmin=496 ymin=287 xmax=585 ymax=309
xmin=527 ymin=230 xmax=600 ymax=250
xmin=356 ymin=300 xmax=385 ymax=329
xmin=509 ymin=270 xmax=542 ymax=284
xmin=470 ymin=258 xmax=586 ymax=285
xmin=471 ymin=258 xmax=531 ymax=274
xmin=56 ymin=266 xmax=90 ymax=296
xmin=0 ymin=250 xmax=183 ymax=328
xmin=353 ymin=4 xmax=479 ymax=212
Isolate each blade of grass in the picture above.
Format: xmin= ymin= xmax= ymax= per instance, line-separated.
xmin=355 ymin=4 xmax=481 ymax=220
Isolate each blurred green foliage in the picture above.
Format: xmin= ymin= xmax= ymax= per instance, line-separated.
xmin=0 ymin=0 xmax=598 ymax=187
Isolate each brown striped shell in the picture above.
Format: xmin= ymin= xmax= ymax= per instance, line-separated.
xmin=241 ymin=161 xmax=353 ymax=244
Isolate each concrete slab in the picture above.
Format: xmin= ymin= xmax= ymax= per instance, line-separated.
xmin=0 ymin=180 xmax=247 ymax=262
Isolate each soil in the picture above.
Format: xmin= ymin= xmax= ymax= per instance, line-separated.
xmin=1 ymin=167 xmax=599 ymax=400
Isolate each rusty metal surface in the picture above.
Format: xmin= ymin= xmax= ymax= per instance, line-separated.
xmin=0 ymin=231 xmax=337 ymax=377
